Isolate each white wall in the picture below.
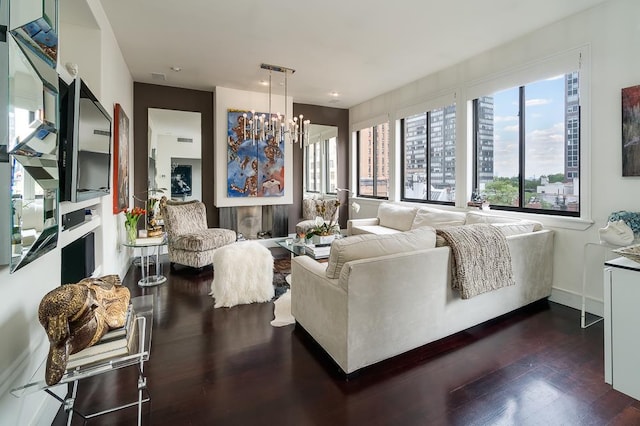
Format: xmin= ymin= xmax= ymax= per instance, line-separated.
xmin=0 ymin=0 xmax=133 ymax=423
xmin=214 ymin=86 xmax=294 ymax=207
xmin=349 ymin=0 xmax=640 ymax=315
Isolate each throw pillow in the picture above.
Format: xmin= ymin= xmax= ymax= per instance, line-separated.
xmin=377 ymin=202 xmax=418 ymax=231
xmin=411 ymin=206 xmax=466 ymax=229
xmin=325 ymin=227 xmax=436 ymax=279
xmin=465 ymin=211 xmax=542 ymax=232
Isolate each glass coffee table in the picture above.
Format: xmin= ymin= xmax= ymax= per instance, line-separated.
xmin=275 ymin=238 xmax=334 ymax=260
xmin=123 ymin=236 xmax=168 ymax=286
xmin=275 ymin=238 xmax=308 ymax=256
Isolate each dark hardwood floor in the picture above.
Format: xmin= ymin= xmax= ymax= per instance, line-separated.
xmin=53 ymin=256 xmax=640 ymax=426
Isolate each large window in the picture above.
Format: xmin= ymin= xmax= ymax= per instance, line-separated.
xmin=401 ymin=104 xmax=456 ymax=203
xmin=304 ymin=136 xmax=337 ymax=194
xmin=357 ymin=123 xmax=389 ymax=198
xmin=473 ymin=72 xmax=580 ymax=215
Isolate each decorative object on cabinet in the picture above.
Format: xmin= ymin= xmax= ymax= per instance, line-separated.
xmin=622 ymin=84 xmax=640 ymax=176
xmin=113 ymin=103 xmax=130 ymax=213
xmin=6 ymin=1 xmax=60 ymax=273
xmin=598 ymin=220 xmax=634 ymax=246
xmin=607 ymin=210 xmax=640 ymax=235
xmin=612 ymin=243 xmax=640 ymax=263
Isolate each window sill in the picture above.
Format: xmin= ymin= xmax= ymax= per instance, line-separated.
xmin=478 ymin=208 xmax=594 ymax=231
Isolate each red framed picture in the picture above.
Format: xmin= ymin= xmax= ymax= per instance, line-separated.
xmin=113 ymin=103 xmax=130 ymax=213
xmin=622 ymin=85 xmax=640 ymax=176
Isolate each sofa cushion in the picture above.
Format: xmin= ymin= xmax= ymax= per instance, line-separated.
xmin=377 ymin=202 xmax=418 ymax=231
xmin=465 ymin=211 xmax=542 ymax=232
xmin=350 ymin=225 xmax=403 ymax=235
xmin=411 ymin=206 xmax=466 ymax=229
xmin=172 ymin=229 xmax=236 ymax=251
xmin=325 ymin=227 xmax=436 ymax=279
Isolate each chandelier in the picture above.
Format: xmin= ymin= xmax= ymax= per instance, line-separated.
xmin=241 ymin=63 xmax=311 ymax=147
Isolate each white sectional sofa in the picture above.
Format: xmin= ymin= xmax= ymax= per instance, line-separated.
xmin=348 ymin=201 xmax=544 ymax=237
xmin=291 ymin=202 xmax=554 ymax=375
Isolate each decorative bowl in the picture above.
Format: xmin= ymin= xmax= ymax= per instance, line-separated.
xmin=612 ymin=243 xmax=640 ymax=263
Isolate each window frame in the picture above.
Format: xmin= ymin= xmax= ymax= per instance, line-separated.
xmin=400 ymin=105 xmax=456 ymax=206
xmin=303 ymin=135 xmax=338 ymax=195
xmin=472 ymin=75 xmax=581 ymax=217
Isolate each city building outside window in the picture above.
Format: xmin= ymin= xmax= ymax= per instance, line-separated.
xmin=473 ymin=72 xmax=580 ymax=216
xmin=401 ymin=104 xmax=456 ymax=204
xmin=357 ymin=123 xmax=389 ymax=198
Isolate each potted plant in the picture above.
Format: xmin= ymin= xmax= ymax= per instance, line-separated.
xmin=305 ymin=200 xmax=340 ymax=245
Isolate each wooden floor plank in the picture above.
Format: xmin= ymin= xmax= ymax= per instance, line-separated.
xmin=51 ymin=257 xmax=637 ymax=425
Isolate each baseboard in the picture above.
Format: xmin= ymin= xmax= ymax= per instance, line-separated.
xmin=549 ymin=287 xmax=604 ymax=317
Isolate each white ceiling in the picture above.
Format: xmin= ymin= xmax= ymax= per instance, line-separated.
xmin=91 ymin=0 xmax=607 ymax=109
xmin=148 ymin=108 xmax=201 ymax=140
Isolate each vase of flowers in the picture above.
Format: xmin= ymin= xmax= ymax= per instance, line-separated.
xmin=306 ymin=200 xmax=340 ymax=245
xmin=124 ymin=206 xmax=146 ymax=244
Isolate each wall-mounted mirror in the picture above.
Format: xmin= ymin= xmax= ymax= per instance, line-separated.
xmin=148 ymin=109 xmax=202 ymax=202
xmin=6 ymin=2 xmax=60 ymax=272
xmin=303 ymin=124 xmax=339 ymax=195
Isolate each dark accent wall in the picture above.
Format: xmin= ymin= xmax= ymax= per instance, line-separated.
xmin=133 ymin=86 xmax=347 ymax=232
xmin=133 ymin=83 xmax=217 ymax=226
xmin=291 ymin=103 xmax=349 ymax=232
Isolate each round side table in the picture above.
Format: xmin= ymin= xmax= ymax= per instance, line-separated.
xmin=123 ymin=237 xmax=168 ymax=287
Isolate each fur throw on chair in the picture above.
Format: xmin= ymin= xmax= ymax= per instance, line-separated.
xmin=210 ymin=242 xmax=274 ymax=308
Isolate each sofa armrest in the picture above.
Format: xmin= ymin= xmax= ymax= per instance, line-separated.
xmin=506 ymin=229 xmax=554 ymax=298
xmin=291 ymin=256 xmax=349 ymax=366
xmin=347 ymin=218 xmax=380 ymax=235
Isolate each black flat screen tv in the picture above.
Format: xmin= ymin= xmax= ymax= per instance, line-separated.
xmin=59 ymin=77 xmax=112 ymax=203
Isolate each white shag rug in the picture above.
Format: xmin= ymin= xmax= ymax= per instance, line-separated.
xmin=210 ymin=242 xmax=274 ymax=308
xmin=271 ymin=290 xmax=295 ymax=327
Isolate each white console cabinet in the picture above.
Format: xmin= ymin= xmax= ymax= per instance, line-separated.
xmin=604 ymin=257 xmax=640 ymax=400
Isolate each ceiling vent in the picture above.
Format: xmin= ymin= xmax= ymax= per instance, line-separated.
xmin=177 ymin=137 xmax=193 ymax=143
xmin=151 ymin=72 xmax=166 ymax=81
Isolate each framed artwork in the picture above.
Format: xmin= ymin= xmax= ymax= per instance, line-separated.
xmin=171 ymin=164 xmax=193 ymax=197
xmin=227 ymin=109 xmax=285 ymax=197
xmin=112 ymin=103 xmax=130 ymax=213
xmin=622 ymin=85 xmax=640 ymax=176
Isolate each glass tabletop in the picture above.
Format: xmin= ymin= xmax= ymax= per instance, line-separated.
xmin=122 ymin=234 xmax=167 ymax=248
xmin=11 ymin=295 xmax=154 ymax=397
xmin=275 ymin=238 xmax=308 ymax=256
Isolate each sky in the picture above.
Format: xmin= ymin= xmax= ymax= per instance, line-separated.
xmin=492 ymin=75 xmax=566 ymax=179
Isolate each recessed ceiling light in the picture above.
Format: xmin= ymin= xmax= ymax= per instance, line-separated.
xmin=170 ymin=66 xmax=182 ymax=72
xmin=330 ymin=91 xmax=340 ymax=97
xmin=259 ymin=80 xmax=269 ymax=86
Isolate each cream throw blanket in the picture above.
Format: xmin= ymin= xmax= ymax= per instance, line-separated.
xmin=436 ymin=224 xmax=515 ymax=299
